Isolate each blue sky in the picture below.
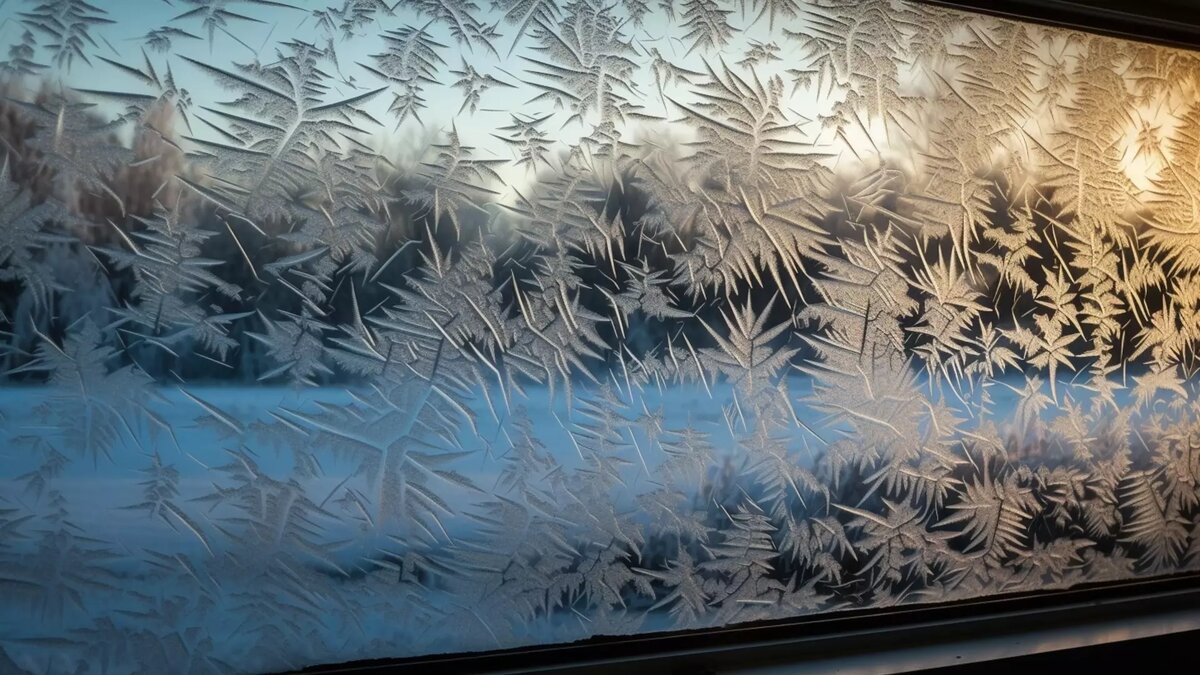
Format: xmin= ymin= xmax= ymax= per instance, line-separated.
xmin=0 ymin=0 xmax=855 ymax=196
xmin=1 ymin=1 xmax=1143 ymax=198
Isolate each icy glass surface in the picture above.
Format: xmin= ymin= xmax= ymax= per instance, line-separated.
xmin=1 ymin=0 xmax=1200 ymax=672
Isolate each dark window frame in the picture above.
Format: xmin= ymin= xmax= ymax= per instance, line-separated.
xmin=923 ymin=0 xmax=1200 ymax=50
xmin=293 ymin=573 xmax=1200 ymax=673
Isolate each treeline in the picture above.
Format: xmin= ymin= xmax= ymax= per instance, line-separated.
xmin=0 ymin=80 xmax=1174 ymax=386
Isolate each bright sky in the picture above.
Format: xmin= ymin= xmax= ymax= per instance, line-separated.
xmin=2 ymin=0 xmax=1169 ymax=200
xmin=0 ymin=0 xmax=863 ymax=198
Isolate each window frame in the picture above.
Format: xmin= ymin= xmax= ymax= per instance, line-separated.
xmin=292 ymin=573 xmax=1200 ymax=673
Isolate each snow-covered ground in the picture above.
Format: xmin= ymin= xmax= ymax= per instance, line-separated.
xmin=0 ymin=382 xmax=756 ymax=547
xmin=0 ymin=374 xmax=1142 ymax=672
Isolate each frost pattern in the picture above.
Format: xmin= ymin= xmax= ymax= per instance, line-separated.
xmin=2 ymin=0 xmax=1200 ymax=672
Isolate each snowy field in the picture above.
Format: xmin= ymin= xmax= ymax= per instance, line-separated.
xmin=0 ymin=374 xmax=1059 ymax=550
xmin=0 ymin=375 xmax=1148 ymax=673
xmin=0 ymin=382 xmax=757 ymax=548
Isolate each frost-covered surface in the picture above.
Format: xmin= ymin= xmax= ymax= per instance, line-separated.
xmin=2 ymin=0 xmax=1200 ymax=673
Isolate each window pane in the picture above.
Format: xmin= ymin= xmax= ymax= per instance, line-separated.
xmin=0 ymin=0 xmax=1198 ymax=671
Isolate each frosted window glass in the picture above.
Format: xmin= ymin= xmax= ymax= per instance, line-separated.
xmin=0 ymin=0 xmax=1199 ymax=672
